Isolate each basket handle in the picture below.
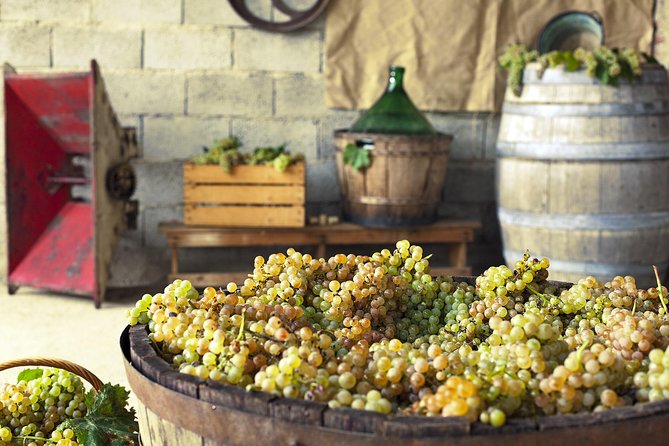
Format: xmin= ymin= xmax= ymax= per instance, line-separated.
xmin=0 ymin=358 xmax=104 ymax=391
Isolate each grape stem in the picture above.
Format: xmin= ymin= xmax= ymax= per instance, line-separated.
xmin=525 ymin=285 xmax=550 ymax=305
xmin=576 ymin=340 xmax=591 ymax=371
xmin=244 ymin=327 xmax=273 ymax=341
xmin=15 ymin=435 xmax=57 ymax=444
xmin=149 ymin=337 xmax=165 ymax=355
xmin=237 ymin=308 xmax=246 ymax=341
xmin=317 ymin=329 xmax=337 ymax=340
xmin=653 ymin=265 xmax=668 ymax=315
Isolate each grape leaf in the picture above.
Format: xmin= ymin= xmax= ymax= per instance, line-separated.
xmin=89 ymin=384 xmax=133 ymax=418
xmin=343 ymin=143 xmax=371 ymax=171
xmin=62 ymin=416 xmax=138 ymax=446
xmin=642 ymin=51 xmax=659 ymax=64
xmin=59 ymin=383 xmax=139 ymax=446
xmin=84 ymin=388 xmax=97 ymax=411
xmin=562 ymin=52 xmax=580 ymax=72
xmin=17 ymin=368 xmax=43 ymax=383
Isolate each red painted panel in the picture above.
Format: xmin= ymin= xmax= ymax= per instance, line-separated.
xmin=9 ymin=202 xmax=96 ymax=297
xmin=5 ymin=85 xmax=70 ymax=272
xmin=5 ymin=73 xmax=91 ymax=154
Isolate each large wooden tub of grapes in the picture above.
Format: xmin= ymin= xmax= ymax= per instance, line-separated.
xmin=121 ymin=242 xmax=669 ymax=445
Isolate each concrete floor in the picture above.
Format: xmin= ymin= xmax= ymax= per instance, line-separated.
xmin=0 ymin=286 xmax=143 ymax=407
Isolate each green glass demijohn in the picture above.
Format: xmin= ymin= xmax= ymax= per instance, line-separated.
xmin=350 ymin=65 xmax=436 ymax=135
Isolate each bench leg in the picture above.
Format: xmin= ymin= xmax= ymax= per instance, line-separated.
xmin=448 ymin=243 xmax=467 ymax=270
xmin=170 ymin=246 xmax=179 ymax=276
xmin=317 ymin=242 xmax=326 ymax=260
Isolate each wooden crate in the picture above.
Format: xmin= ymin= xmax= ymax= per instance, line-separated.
xmin=183 ymin=162 xmax=305 ymax=227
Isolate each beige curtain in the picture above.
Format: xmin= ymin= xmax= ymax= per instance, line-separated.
xmin=324 ymin=0 xmax=655 ymax=112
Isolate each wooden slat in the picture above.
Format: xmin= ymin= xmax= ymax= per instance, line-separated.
xmin=547 ymin=161 xmax=600 ymax=214
xmin=184 ymin=162 xmax=305 ymax=185
xmin=160 ymin=220 xmax=479 ymax=247
xmin=185 ymin=184 xmax=304 ymax=205
xmin=143 ymin=400 xmax=204 ymax=446
xmin=599 ymin=159 xmax=669 ymax=213
xmin=164 ymin=230 xmax=323 ymax=247
xmin=160 ymin=220 xmax=480 ymax=247
xmin=497 ymin=158 xmax=548 ymax=213
xmin=185 ymin=205 xmax=305 ymax=227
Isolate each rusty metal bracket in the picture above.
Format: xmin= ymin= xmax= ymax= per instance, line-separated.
xmin=228 ymin=0 xmax=329 ymax=32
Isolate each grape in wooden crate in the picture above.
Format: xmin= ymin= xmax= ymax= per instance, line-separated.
xmin=183 ymin=162 xmax=305 ymax=227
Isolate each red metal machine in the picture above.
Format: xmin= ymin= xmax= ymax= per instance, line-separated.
xmin=4 ymin=60 xmax=138 ymax=307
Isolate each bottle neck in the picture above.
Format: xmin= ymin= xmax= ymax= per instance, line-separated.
xmin=387 ymin=66 xmax=405 ymax=93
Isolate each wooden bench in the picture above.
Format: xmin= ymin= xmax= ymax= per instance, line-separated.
xmin=158 ymin=219 xmax=481 ymax=287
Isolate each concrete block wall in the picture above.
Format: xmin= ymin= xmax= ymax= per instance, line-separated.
xmin=0 ymin=0 xmax=505 ymax=289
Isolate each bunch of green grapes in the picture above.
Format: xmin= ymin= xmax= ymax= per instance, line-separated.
xmin=596 ymin=308 xmax=669 ymax=361
xmin=633 ymin=346 xmax=669 ymax=402
xmin=416 ymin=376 xmax=482 ymax=421
xmin=589 ymin=47 xmax=620 ymax=77
xmin=398 ymin=277 xmax=479 ymax=343
xmin=191 ymin=137 xmax=243 ymax=172
xmin=500 ymin=44 xmax=654 ymax=96
xmin=604 ymin=275 xmax=669 ymax=314
xmin=498 ymin=43 xmax=540 ymax=96
xmin=553 ymin=277 xmax=604 ymax=316
xmin=536 ymin=341 xmax=627 ymax=415
xmin=191 ymin=137 xmax=303 ymax=173
xmin=618 ymin=47 xmax=643 ymax=76
xmin=0 ymin=368 xmax=87 ymax=446
xmin=472 ymin=253 xmax=552 ymax=324
xmin=573 ymin=47 xmax=598 ymax=76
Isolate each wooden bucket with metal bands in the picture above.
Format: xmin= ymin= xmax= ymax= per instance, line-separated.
xmin=335 ymin=130 xmax=452 ymax=227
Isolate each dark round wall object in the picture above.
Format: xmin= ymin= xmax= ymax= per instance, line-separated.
xmin=106 ymin=162 xmax=137 ymax=200
xmin=537 ymin=10 xmax=604 ymax=53
xmin=228 ymin=0 xmax=330 ymax=32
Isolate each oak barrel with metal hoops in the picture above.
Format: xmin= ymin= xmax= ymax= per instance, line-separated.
xmin=334 ymin=130 xmax=452 ymax=227
xmin=497 ymin=63 xmax=669 ymax=285
xmin=121 ymin=277 xmax=669 ymax=446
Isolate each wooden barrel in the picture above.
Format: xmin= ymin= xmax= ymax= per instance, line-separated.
xmin=497 ymin=63 xmax=669 ymax=285
xmin=334 ymin=130 xmax=452 ymax=227
xmin=121 ymin=293 xmax=669 ymax=446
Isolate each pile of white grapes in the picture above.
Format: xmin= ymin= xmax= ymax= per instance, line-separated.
xmin=0 ymin=369 xmax=86 ymax=446
xmin=127 ymin=241 xmax=669 ymax=427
